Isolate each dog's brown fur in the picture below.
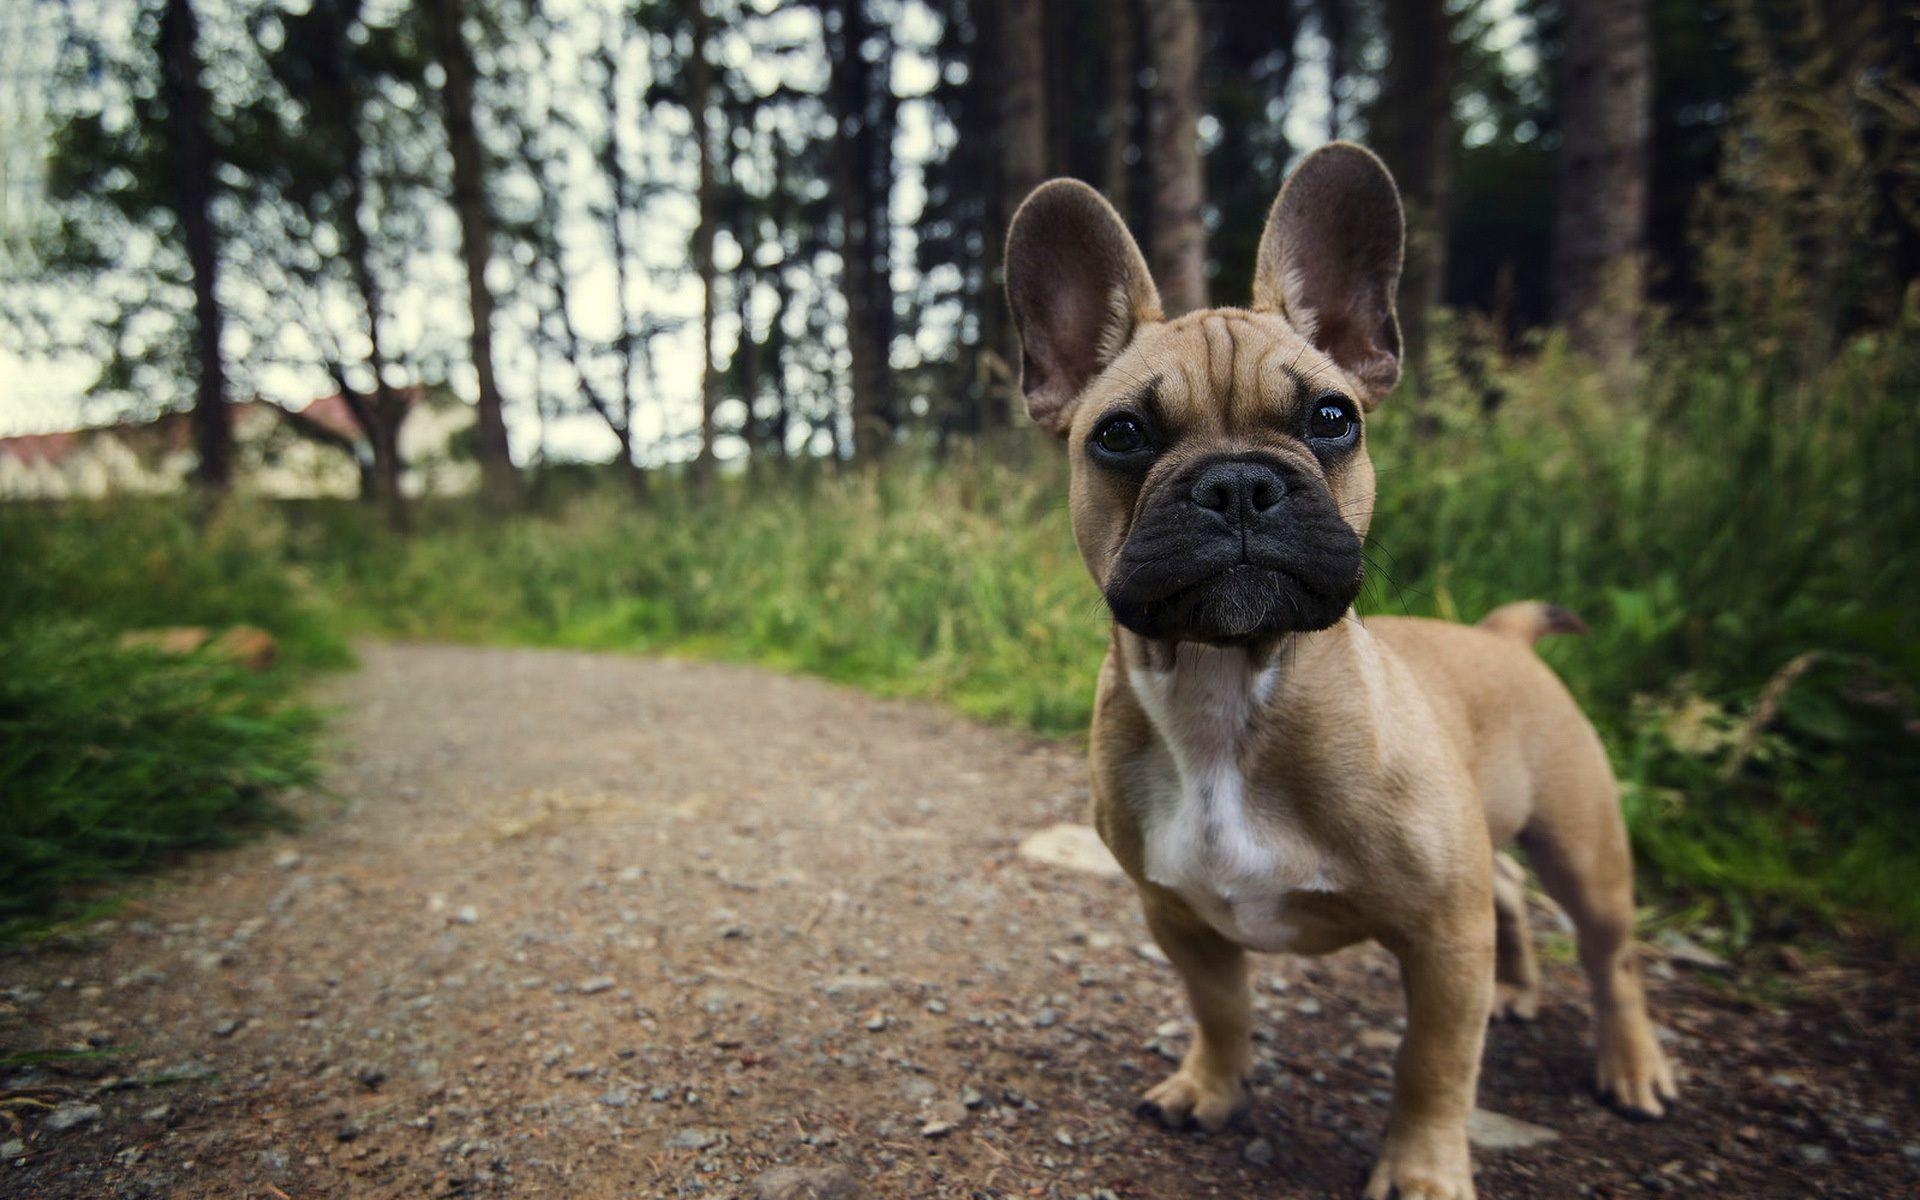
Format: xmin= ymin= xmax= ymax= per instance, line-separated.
xmin=1005 ymin=144 xmax=1676 ymax=1199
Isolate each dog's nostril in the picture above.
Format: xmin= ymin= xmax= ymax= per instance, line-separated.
xmin=1192 ymin=479 xmax=1234 ymax=512
xmin=1249 ymin=476 xmax=1284 ymax=513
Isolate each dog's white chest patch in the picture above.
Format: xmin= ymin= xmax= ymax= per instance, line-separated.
xmin=1130 ymin=647 xmax=1336 ymax=953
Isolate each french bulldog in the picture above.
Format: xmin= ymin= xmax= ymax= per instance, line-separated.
xmin=1003 ymin=143 xmax=1677 ymax=1199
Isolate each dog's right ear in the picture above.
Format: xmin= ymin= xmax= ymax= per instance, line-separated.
xmin=1005 ymin=180 xmax=1162 ymax=438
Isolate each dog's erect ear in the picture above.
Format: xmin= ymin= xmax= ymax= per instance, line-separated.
xmin=1005 ymin=180 xmax=1162 ymax=437
xmin=1252 ymin=142 xmax=1405 ymax=403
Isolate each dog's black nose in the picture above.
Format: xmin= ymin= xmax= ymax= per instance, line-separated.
xmin=1189 ymin=461 xmax=1286 ymax=520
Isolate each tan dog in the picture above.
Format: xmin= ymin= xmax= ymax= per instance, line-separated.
xmin=1004 ymin=144 xmax=1677 ymax=1199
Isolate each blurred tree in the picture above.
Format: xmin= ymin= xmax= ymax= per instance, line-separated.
xmin=158 ymin=0 xmax=232 ymax=494
xmin=427 ymin=0 xmax=519 ymax=507
xmin=1553 ymin=0 xmax=1652 ymax=368
xmin=825 ymin=0 xmax=897 ymax=459
xmin=1371 ymin=0 xmax=1455 ymax=393
xmin=1202 ymin=0 xmax=1300 ymax=306
xmin=1145 ymin=0 xmax=1207 ymax=313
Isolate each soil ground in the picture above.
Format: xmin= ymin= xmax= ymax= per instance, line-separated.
xmin=3 ymin=644 xmax=1916 ymax=1198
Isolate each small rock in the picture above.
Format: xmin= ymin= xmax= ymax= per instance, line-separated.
xmin=577 ymin=977 xmax=616 ymax=996
xmin=1243 ymin=1136 xmax=1275 ymax=1166
xmin=667 ymin=1128 xmax=718 ymax=1151
xmin=598 ymin=1090 xmax=631 ymax=1109
xmin=1 ymin=1138 xmax=23 ymax=1159
xmin=453 ymin=906 xmax=479 ymax=926
xmin=1295 ymin=999 xmax=1322 ymax=1016
xmin=1653 ymin=930 xmax=1730 ymax=972
xmin=140 ymin=1104 xmax=172 ymax=1123
xmin=211 ymin=1017 xmax=243 ymax=1038
xmin=1016 ymin=824 xmax=1124 ymax=880
xmin=920 ymin=1101 xmax=968 ymax=1138
xmin=863 ymin=1012 xmax=889 ymax=1032
xmin=1135 ymin=942 xmax=1171 ymax=966
xmin=272 ymin=850 xmax=303 ymax=870
xmin=750 ymin=1165 xmax=861 ymax=1200
xmin=43 ymin=1103 xmax=102 ymax=1133
xmin=1797 ymin=1144 xmax=1832 ymax=1166
xmin=1467 ymin=1108 xmax=1560 ymax=1151
xmin=960 ymin=1087 xmax=986 ymax=1109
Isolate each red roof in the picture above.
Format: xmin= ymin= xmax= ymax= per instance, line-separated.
xmin=0 ymin=390 xmax=424 ymax=467
xmin=0 ymin=430 xmax=81 ymax=466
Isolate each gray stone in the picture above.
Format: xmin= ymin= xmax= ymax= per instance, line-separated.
xmin=1016 ymin=824 xmax=1123 ymax=880
xmin=1243 ymin=1136 xmax=1275 ymax=1166
xmin=668 ymin=1128 xmax=719 ymax=1151
xmin=1466 ymin=1108 xmax=1560 ymax=1151
xmin=43 ymin=1103 xmax=102 ymax=1133
xmin=750 ymin=1165 xmax=860 ymax=1200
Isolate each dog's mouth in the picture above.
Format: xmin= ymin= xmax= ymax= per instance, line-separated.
xmin=1106 ymin=560 xmax=1358 ymax=645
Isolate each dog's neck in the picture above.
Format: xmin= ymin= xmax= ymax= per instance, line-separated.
xmin=1117 ymin=619 xmax=1365 ymax=757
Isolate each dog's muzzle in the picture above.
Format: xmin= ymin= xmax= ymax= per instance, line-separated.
xmin=1102 ymin=455 xmax=1364 ymax=643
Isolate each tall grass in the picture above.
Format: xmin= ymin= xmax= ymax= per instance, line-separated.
xmin=0 ymin=501 xmax=347 ymax=937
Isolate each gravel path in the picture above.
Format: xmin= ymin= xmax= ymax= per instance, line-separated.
xmin=3 ymin=643 xmax=1916 ymax=1198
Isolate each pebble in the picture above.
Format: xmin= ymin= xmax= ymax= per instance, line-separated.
xmin=1466 ymin=1108 xmax=1560 ymax=1151
xmin=44 ymin=1103 xmax=102 ymax=1133
xmin=1 ymin=1139 xmax=23 ymax=1159
xmin=577 ymin=977 xmax=616 ymax=996
xmin=598 ymin=1090 xmax=631 ymax=1108
xmin=1244 ymin=1136 xmax=1275 ymax=1165
xmin=211 ymin=1017 xmax=243 ymax=1037
xmin=272 ymin=850 xmax=304 ymax=870
xmin=668 ymin=1128 xmax=719 ymax=1151
xmin=751 ymin=1165 xmax=860 ymax=1199
xmin=1134 ymin=942 xmax=1170 ymax=966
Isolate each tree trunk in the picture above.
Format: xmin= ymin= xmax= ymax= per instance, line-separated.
xmin=1102 ymin=0 xmax=1133 ymax=220
xmin=1553 ymin=0 xmax=1651 ymax=370
xmin=158 ymin=0 xmax=231 ymax=494
xmin=689 ymin=0 xmax=720 ymax=474
xmin=597 ymin=43 xmax=642 ymax=479
xmin=1145 ymin=0 xmax=1207 ymax=314
xmin=828 ymin=0 xmax=895 ymax=461
xmin=997 ymin=0 xmax=1047 ymax=225
xmin=430 ymin=0 xmax=516 ymax=507
xmin=1374 ymin=0 xmax=1453 ymax=392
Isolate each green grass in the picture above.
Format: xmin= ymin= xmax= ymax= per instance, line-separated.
xmin=0 ymin=500 xmax=347 ymax=939
xmin=2 ymin=318 xmax=1914 ymax=946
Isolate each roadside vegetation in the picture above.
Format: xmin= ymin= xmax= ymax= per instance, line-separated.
xmin=8 ymin=318 xmax=1911 ymax=945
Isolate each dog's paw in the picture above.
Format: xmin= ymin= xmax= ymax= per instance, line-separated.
xmin=1595 ymin=1021 xmax=1679 ymax=1119
xmin=1136 ymin=1067 xmax=1247 ymax=1133
xmin=1362 ymin=1130 xmax=1476 ymax=1200
xmin=1490 ymin=981 xmax=1540 ymax=1022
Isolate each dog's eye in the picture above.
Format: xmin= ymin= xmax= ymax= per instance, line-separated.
xmin=1092 ymin=414 xmax=1150 ymax=457
xmin=1307 ymin=397 xmax=1358 ymax=444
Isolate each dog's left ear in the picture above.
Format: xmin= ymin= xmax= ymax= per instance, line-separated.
xmin=1252 ymin=142 xmax=1405 ymax=404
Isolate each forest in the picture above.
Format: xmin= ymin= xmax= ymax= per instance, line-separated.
xmin=2 ymin=0 xmax=1918 ymax=947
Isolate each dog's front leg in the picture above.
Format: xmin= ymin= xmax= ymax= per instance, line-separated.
xmin=1369 ymin=912 xmax=1496 ymax=1200
xmin=1135 ymin=888 xmax=1252 ymax=1133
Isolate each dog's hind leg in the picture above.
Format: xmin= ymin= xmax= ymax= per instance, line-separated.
xmin=1134 ymin=888 xmax=1252 ymax=1133
xmin=1490 ymin=852 xmax=1540 ymax=1021
xmin=1519 ymin=768 xmax=1678 ymax=1118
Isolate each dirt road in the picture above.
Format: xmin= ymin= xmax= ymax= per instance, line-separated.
xmin=3 ymin=644 xmax=1915 ymax=1198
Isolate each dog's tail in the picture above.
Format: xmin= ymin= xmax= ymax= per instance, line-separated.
xmin=1477 ymin=600 xmax=1589 ymax=647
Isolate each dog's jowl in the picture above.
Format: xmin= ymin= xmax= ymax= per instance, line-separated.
xmin=1004 ymin=143 xmax=1677 ymax=1200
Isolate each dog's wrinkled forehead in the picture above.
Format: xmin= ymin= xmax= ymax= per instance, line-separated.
xmin=1078 ymin=309 xmax=1352 ymax=446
